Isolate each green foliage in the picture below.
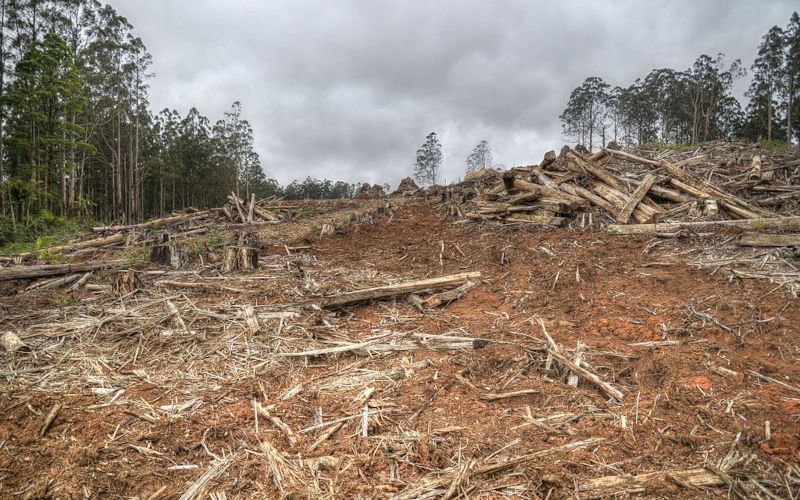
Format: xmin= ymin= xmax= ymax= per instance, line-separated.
xmin=51 ymin=291 xmax=76 ymax=309
xmin=207 ymin=232 xmax=231 ymax=247
xmin=641 ymin=141 xmax=694 ymax=152
xmin=757 ymin=139 xmax=793 ymax=152
xmin=124 ymin=247 xmax=150 ymax=266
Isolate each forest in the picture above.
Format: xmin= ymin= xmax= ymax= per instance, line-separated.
xmin=560 ymin=12 xmax=800 ymax=151
xmin=0 ymin=0 xmax=358 ymax=244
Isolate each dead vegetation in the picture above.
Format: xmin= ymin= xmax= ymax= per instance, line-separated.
xmin=1 ymin=142 xmax=799 ymax=499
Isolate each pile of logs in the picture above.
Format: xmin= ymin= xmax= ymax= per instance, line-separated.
xmin=462 ymin=142 xmax=800 ymax=236
xmin=221 ymin=192 xmax=294 ymax=224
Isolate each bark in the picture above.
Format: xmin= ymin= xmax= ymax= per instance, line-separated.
xmin=308 ymin=272 xmax=482 ymax=308
xmin=738 ymin=232 xmax=800 ymax=247
xmin=658 ymin=159 xmax=777 ymax=218
xmin=0 ymin=260 xmax=128 ymax=281
xmin=616 ymin=174 xmax=656 ymax=224
xmin=608 ymin=216 xmax=800 ymax=235
xmin=17 ymin=233 xmax=124 ymax=257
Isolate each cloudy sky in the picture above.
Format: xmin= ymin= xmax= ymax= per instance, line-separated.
xmin=113 ymin=0 xmax=797 ymax=188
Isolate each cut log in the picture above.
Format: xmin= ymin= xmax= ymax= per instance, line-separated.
xmin=18 ymin=233 xmax=124 ymax=257
xmin=608 ymin=216 xmax=800 ymax=235
xmin=738 ymin=232 xmax=800 ymax=247
xmin=308 ymin=271 xmax=481 ymax=308
xmin=602 ymin=148 xmax=661 ymax=167
xmin=539 ymin=150 xmax=557 ymax=168
xmin=560 ymin=183 xmax=617 ymax=213
xmin=252 ymin=205 xmax=279 ymax=222
xmin=616 ymin=174 xmax=656 ymax=224
xmin=423 ymin=280 xmax=479 ymax=308
xmin=111 ymin=270 xmax=141 ymax=296
xmin=503 ymin=174 xmax=589 ymax=209
xmin=504 ymin=214 xmax=565 ymax=226
xmin=247 ymin=193 xmax=256 ymax=223
xmin=567 ymin=151 xmax=627 ymax=192
xmin=91 ymin=211 xmax=211 ymax=232
xmin=702 ymin=199 xmax=719 ymax=217
xmin=592 ymin=183 xmax=659 ymax=223
xmin=0 ymin=259 xmax=128 ymax=282
xmin=1 ymin=331 xmax=30 ymax=352
xmin=579 ymin=468 xmax=725 ymax=497
xmin=658 ymin=159 xmax=777 ymax=218
xmin=648 ymin=184 xmax=691 ymax=203
xmin=749 ymin=155 xmax=762 ymax=180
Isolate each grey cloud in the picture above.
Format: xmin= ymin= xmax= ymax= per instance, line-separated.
xmin=115 ymin=0 xmax=798 ymax=187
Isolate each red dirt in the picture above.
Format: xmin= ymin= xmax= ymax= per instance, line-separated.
xmin=0 ymin=198 xmax=798 ymax=498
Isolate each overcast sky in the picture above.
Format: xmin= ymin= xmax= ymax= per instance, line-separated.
xmin=113 ymin=0 xmax=797 ymax=188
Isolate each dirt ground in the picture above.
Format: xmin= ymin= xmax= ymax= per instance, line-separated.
xmin=0 ymin=197 xmax=798 ymax=499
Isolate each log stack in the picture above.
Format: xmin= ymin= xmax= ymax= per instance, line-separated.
xmin=459 ymin=141 xmax=798 ymax=233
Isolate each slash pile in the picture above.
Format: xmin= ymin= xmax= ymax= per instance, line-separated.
xmin=462 ymin=141 xmax=800 ymax=238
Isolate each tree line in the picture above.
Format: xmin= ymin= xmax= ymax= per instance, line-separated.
xmin=0 ymin=0 xmax=358 ymax=237
xmin=560 ymin=12 xmax=800 ymax=150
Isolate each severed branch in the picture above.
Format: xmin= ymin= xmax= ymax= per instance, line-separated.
xmin=306 ymin=271 xmax=481 ymax=308
xmin=547 ymin=348 xmax=625 ymax=400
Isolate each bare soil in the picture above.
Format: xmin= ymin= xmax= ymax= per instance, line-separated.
xmin=0 ymin=197 xmax=798 ymax=499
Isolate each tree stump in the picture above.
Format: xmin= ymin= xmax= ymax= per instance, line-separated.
xmin=150 ymin=232 xmax=183 ymax=269
xmin=222 ymin=246 xmax=259 ymax=273
xmin=112 ymin=270 xmax=140 ymax=296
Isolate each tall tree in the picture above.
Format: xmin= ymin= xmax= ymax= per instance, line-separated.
xmin=746 ymin=26 xmax=786 ymax=141
xmin=785 ymin=12 xmax=800 ymax=143
xmin=559 ymin=76 xmax=609 ymax=150
xmin=465 ymin=139 xmax=492 ymax=172
xmin=413 ymin=132 xmax=442 ymax=186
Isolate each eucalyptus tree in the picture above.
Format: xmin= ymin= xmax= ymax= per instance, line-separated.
xmin=785 ymin=12 xmax=800 ymax=142
xmin=413 ymin=131 xmax=442 ymax=186
xmin=465 ymin=139 xmax=491 ymax=172
xmin=559 ymin=76 xmax=609 ymax=150
xmin=746 ymin=26 xmax=786 ymax=141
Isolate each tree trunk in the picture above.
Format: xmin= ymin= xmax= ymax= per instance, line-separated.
xmin=787 ymin=78 xmax=793 ymax=143
xmin=767 ymin=91 xmax=773 ymax=141
xmin=607 ymin=216 xmax=800 ymax=235
xmin=115 ymin=111 xmax=122 ymax=223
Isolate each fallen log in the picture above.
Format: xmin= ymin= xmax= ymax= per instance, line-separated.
xmin=18 ymin=233 xmax=124 ymax=257
xmin=568 ymin=151 xmax=627 ymax=192
xmin=547 ymin=348 xmax=625 ymax=400
xmin=560 ymin=183 xmax=617 ymax=213
xmin=738 ymin=232 xmax=800 ymax=247
xmin=308 ymin=271 xmax=481 ymax=308
xmin=91 ymin=211 xmax=211 ymax=232
xmin=607 ymin=216 xmax=800 ymax=235
xmin=0 ymin=259 xmax=128 ymax=281
xmin=592 ymin=183 xmax=659 ymax=223
xmin=502 ymin=172 xmax=589 ymax=209
xmin=504 ymin=214 xmax=565 ymax=226
xmin=617 ymin=174 xmax=656 ymax=224
xmin=423 ymin=280 xmax=478 ymax=308
xmin=658 ymin=159 xmax=777 ymax=218
xmin=602 ymin=147 xmax=661 ymax=167
xmin=579 ymin=468 xmax=725 ymax=498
